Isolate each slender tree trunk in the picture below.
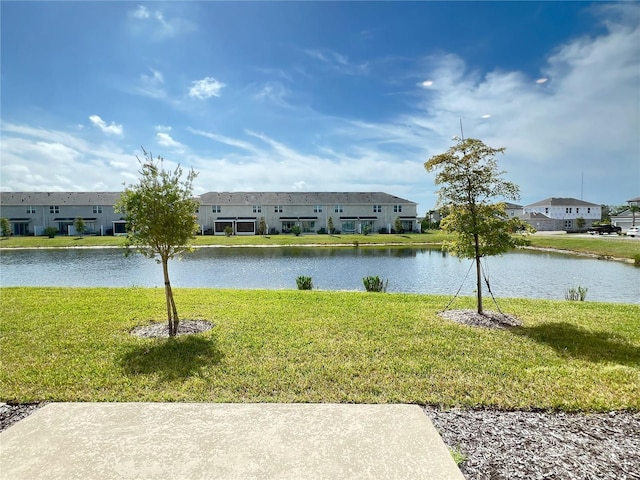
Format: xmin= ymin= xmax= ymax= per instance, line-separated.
xmin=161 ymin=257 xmax=178 ymax=337
xmin=474 ymin=233 xmax=483 ymax=315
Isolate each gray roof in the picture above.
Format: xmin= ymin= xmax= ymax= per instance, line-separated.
xmin=1 ymin=192 xmax=122 ymax=206
xmin=525 ymin=197 xmax=600 ymax=208
xmin=1 ymin=191 xmax=416 ymax=207
xmin=503 ymin=202 xmax=523 ymax=209
xmin=195 ymin=192 xmax=416 ymax=205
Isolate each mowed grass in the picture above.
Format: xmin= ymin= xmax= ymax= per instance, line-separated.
xmin=2 ymin=232 xmax=638 ymax=261
xmin=0 ymin=233 xmax=444 ymax=249
xmin=1 ymin=287 xmax=638 ymax=411
xmin=527 ymin=235 xmax=640 ymax=260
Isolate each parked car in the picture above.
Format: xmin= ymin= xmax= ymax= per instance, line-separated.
xmin=627 ymin=226 xmax=639 ymax=237
xmin=587 ymin=224 xmax=622 ymax=235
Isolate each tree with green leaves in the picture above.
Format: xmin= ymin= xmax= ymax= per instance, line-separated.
xmin=425 ymin=137 xmax=530 ymax=314
xmin=115 ymin=148 xmax=199 ymax=337
xmin=74 ymin=217 xmax=86 ymax=237
xmin=259 ymin=216 xmax=267 ymax=235
xmin=394 ymin=217 xmax=403 ymax=234
xmin=327 ymin=216 xmax=334 ymax=235
xmin=0 ymin=218 xmax=10 ymax=237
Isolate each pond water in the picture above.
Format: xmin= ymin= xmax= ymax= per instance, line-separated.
xmin=1 ymin=246 xmax=638 ymax=304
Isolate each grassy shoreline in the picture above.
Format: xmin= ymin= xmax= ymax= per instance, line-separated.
xmin=1 ymin=287 xmax=638 ymax=411
xmin=1 ymin=232 xmax=639 ymax=261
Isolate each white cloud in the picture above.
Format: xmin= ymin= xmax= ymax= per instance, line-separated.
xmin=130 ymin=5 xmax=150 ymax=19
xmin=127 ymin=5 xmax=195 ymax=38
xmin=89 ymin=115 xmax=123 ymax=136
xmin=155 ymin=125 xmax=172 ymax=132
xmin=156 ymin=132 xmax=185 ymax=150
xmin=136 ymin=68 xmax=166 ymax=99
xmin=189 ymin=77 xmax=225 ymax=99
xmin=304 ymin=48 xmax=369 ymax=75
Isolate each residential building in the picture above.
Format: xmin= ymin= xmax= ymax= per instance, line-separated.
xmin=0 ymin=191 xmax=418 ymax=236
xmin=0 ymin=192 xmax=123 ymax=236
xmin=195 ymin=192 xmax=418 ymax=235
xmin=611 ymin=196 xmax=640 ymax=232
xmin=522 ymin=197 xmax=601 ymax=231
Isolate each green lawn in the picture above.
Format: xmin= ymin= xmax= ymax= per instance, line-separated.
xmin=2 ymin=231 xmax=639 ymax=260
xmin=527 ymin=235 xmax=640 ymax=261
xmin=1 ymin=287 xmax=638 ymax=411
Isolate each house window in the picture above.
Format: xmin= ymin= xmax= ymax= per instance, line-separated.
xmin=393 ymin=205 xmax=402 ymax=213
xmin=565 ymin=207 xmax=572 ymax=214
xmin=314 ymin=205 xmax=323 ymax=213
xmin=253 ymin=205 xmax=262 ymax=213
xmin=587 ymin=208 xmax=591 ymax=214
xmin=274 ymin=205 xmax=283 ymax=213
xmin=26 ymin=206 xmax=36 ymax=214
xmin=545 ymin=208 xmax=549 ymax=214
xmin=212 ymin=205 xmax=221 ymax=213
xmin=576 ymin=208 xmax=580 ymax=214
xmin=93 ymin=205 xmax=103 ymax=214
xmin=49 ymin=206 xmax=59 ymax=214
xmin=373 ymin=205 xmax=382 ymax=213
xmin=334 ymin=205 xmax=343 ymax=213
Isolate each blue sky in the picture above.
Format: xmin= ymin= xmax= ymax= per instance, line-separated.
xmin=1 ymin=1 xmax=638 ymax=213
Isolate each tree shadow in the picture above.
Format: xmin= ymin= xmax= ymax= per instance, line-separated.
xmin=121 ymin=335 xmax=223 ymax=381
xmin=512 ymin=322 xmax=640 ymax=366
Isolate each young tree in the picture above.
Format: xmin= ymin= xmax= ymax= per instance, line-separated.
xmin=74 ymin=217 xmax=86 ymax=237
xmin=425 ymin=137 xmax=529 ymax=314
xmin=259 ymin=217 xmax=267 ymax=236
xmin=115 ymin=149 xmax=199 ymax=337
xmin=0 ymin=217 xmax=10 ymax=237
xmin=327 ymin=216 xmax=335 ymax=235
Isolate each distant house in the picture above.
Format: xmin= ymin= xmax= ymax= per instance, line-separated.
xmin=611 ymin=196 xmax=640 ymax=232
xmin=504 ymin=202 xmax=523 ymax=218
xmin=522 ymin=197 xmax=601 ymax=231
xmin=0 ymin=191 xmax=418 ymax=236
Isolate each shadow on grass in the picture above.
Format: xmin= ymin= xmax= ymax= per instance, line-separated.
xmin=512 ymin=322 xmax=640 ymax=366
xmin=121 ymin=335 xmax=223 ymax=381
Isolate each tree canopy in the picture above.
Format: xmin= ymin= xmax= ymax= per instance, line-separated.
xmin=115 ymin=148 xmax=199 ymax=336
xmin=425 ymin=137 xmax=530 ymax=314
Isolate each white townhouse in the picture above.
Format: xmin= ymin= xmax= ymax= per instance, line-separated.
xmin=195 ymin=192 xmax=418 ymax=235
xmin=0 ymin=191 xmax=418 ymax=236
xmin=611 ymin=196 xmax=640 ymax=232
xmin=522 ymin=197 xmax=601 ymax=231
xmin=0 ymin=192 xmax=123 ymax=236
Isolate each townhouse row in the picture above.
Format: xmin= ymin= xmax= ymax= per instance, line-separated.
xmin=0 ymin=191 xmax=419 ymax=236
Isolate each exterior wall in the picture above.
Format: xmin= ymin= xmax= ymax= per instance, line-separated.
xmin=0 ymin=201 xmax=123 ymax=235
xmin=523 ymin=204 xmax=601 ymax=221
xmin=2 ymin=191 xmax=418 ymax=236
xmin=197 ymin=202 xmax=417 ymax=235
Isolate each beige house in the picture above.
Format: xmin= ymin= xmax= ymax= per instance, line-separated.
xmin=0 ymin=191 xmax=418 ymax=236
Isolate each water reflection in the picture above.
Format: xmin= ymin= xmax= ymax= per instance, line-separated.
xmin=1 ymin=246 xmax=638 ymax=304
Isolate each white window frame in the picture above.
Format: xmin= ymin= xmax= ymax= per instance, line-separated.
xmin=49 ymin=205 xmax=59 ymax=214
xmin=314 ymin=205 xmax=323 ymax=213
xmin=253 ymin=205 xmax=262 ymax=213
xmin=26 ymin=206 xmax=36 ymax=214
xmin=373 ymin=205 xmax=382 ymax=213
xmin=334 ymin=205 xmax=343 ymax=213
xmin=212 ymin=205 xmax=221 ymax=213
xmin=394 ymin=205 xmax=402 ymax=213
xmin=93 ymin=205 xmax=103 ymax=214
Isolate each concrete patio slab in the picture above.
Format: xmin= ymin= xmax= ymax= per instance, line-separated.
xmin=0 ymin=403 xmax=464 ymax=479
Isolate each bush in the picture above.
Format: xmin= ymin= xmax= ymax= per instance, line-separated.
xmin=296 ymin=276 xmax=313 ymax=290
xmin=224 ymin=226 xmax=233 ymax=237
xmin=634 ymin=254 xmax=640 ymax=267
xmin=291 ymin=225 xmax=301 ymax=236
xmin=44 ymin=227 xmax=58 ymax=238
xmin=317 ymin=227 xmax=327 ymax=235
xmin=363 ymin=275 xmax=388 ymax=292
xmin=565 ymin=286 xmax=588 ymax=301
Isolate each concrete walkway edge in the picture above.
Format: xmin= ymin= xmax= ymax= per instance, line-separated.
xmin=0 ymin=403 xmax=465 ymax=479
